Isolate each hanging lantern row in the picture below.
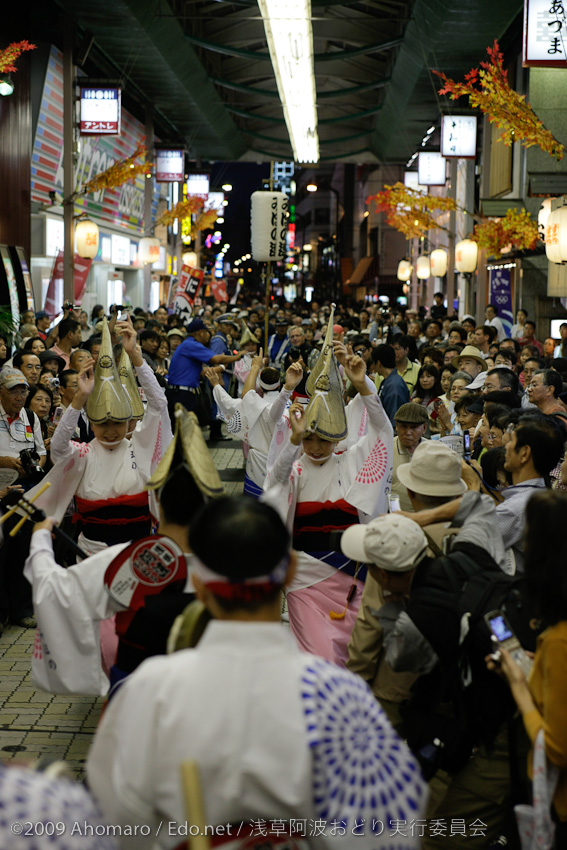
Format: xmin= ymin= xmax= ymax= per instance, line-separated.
xmin=75 ymin=218 xmax=162 ymax=266
xmin=397 ymin=249 xmax=449 ymax=283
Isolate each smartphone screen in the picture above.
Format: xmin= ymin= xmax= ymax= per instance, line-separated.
xmin=488 ymin=614 xmax=514 ymax=642
xmin=388 ymin=494 xmax=401 ymax=512
xmin=463 ymin=432 xmax=471 ymax=459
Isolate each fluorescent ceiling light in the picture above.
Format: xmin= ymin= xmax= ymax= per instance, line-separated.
xmin=258 ymin=0 xmax=319 ymax=164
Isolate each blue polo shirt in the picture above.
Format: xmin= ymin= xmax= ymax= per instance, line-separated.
xmin=167 ymin=337 xmax=215 ymax=387
xmin=378 ymin=370 xmax=410 ymax=426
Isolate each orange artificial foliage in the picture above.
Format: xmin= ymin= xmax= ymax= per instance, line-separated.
xmin=0 ymin=41 xmax=36 ymax=74
xmin=473 ymin=208 xmax=539 ymax=259
xmin=367 ymin=182 xmax=458 ymax=239
xmin=192 ymin=208 xmax=219 ymax=233
xmin=156 ymin=197 xmax=205 ymax=228
xmin=82 ymin=142 xmax=151 ymax=195
xmin=434 ymin=41 xmax=564 ymax=161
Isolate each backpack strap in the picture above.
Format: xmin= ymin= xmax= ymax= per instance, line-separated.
xmin=423 ymin=530 xmax=443 ymax=558
xmin=23 ymin=408 xmax=37 ymax=440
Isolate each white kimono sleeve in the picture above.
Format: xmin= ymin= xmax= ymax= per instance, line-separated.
xmin=132 ymin=360 xmax=173 ymax=505
xmin=24 ymin=530 xmax=127 ymax=696
xmin=343 ymin=392 xmax=394 ymax=518
xmin=261 ymin=439 xmax=301 ymax=531
xmin=50 ymin=405 xmax=82 ymax=462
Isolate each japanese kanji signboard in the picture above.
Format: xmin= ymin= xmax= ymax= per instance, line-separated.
xmin=441 ymin=115 xmax=478 ymax=158
xmin=80 ymin=87 xmax=121 ymax=135
xmin=523 ymin=0 xmax=567 ymax=66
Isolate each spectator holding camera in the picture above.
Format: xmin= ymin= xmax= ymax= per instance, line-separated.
xmin=0 ymin=367 xmax=47 ymax=630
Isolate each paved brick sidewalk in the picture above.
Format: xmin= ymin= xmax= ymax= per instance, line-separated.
xmin=0 ymin=444 xmax=245 ymax=779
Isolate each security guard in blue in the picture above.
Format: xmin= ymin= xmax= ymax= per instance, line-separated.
xmin=167 ymin=318 xmax=242 ymax=436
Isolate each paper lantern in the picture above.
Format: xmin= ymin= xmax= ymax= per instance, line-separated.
xmin=545 ymin=207 xmax=567 ymax=264
xmin=455 ymin=239 xmax=478 ymax=273
xmin=75 ymin=218 xmax=99 ymax=259
xmin=416 ymin=255 xmax=430 ymax=280
xmin=139 ymin=237 xmax=160 ymax=265
xmin=430 ymin=248 xmax=448 ymax=277
xmin=250 ymin=191 xmax=289 ymax=262
xmin=397 ymin=260 xmax=413 ymax=282
xmin=182 ymin=251 xmax=198 ymax=268
xmin=547 ymin=261 xmax=567 ymax=296
xmin=538 ymin=199 xmax=552 ymax=241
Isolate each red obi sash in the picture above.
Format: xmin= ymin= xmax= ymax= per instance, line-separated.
xmin=73 ymin=492 xmax=151 ymax=544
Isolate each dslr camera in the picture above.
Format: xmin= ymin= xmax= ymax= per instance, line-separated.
xmin=19 ymin=449 xmax=44 ymax=481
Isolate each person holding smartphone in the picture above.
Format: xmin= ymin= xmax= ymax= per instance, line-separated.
xmin=486 ymin=490 xmax=567 ymax=846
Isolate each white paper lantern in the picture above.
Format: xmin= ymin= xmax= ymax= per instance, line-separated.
xmin=538 ymin=199 xmax=552 ymax=241
xmin=250 ymin=191 xmax=289 ymax=262
xmin=430 ymin=248 xmax=448 ymax=277
xmin=416 ymin=255 xmax=430 ymax=280
xmin=455 ymin=239 xmax=478 ymax=273
xmin=139 ymin=237 xmax=160 ymax=265
xmin=545 ymin=207 xmax=567 ymax=263
xmin=397 ymin=260 xmax=413 ymax=282
xmin=75 ymin=218 xmax=99 ymax=259
xmin=182 ymin=251 xmax=198 ymax=268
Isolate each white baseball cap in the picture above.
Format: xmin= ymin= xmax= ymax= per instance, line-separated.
xmin=341 ymin=514 xmax=428 ymax=572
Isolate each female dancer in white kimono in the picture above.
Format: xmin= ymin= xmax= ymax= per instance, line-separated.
xmin=263 ymin=318 xmax=393 ymax=667
xmin=34 ymin=317 xmax=171 ymax=557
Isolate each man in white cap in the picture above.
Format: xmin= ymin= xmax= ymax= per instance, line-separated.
xmin=0 ymin=367 xmax=47 ymax=629
xmin=346 ymin=441 xmax=499 ymax=726
xmin=344 ymin=442 xmax=522 ymax=850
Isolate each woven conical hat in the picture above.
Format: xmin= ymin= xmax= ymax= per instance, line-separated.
xmin=86 ymin=318 xmax=132 ymax=423
xmin=117 ymin=347 xmax=145 ymax=420
xmin=304 ymin=304 xmax=347 ymax=442
xmin=146 ymin=405 xmax=224 ymax=498
xmin=239 ymin=327 xmax=259 ymax=348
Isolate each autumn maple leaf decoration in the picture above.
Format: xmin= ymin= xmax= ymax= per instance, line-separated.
xmin=434 ymin=41 xmax=564 ymax=160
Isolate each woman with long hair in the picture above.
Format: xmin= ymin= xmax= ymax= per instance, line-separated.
xmin=412 ymin=364 xmax=443 ymax=433
xmin=23 ymin=336 xmax=46 ymax=356
xmin=487 ymin=490 xmax=567 ymax=846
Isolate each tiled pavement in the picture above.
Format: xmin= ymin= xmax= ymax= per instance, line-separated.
xmin=0 ymin=441 xmax=245 ymax=780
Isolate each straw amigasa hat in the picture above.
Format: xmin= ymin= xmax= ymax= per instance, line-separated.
xmin=239 ymin=327 xmax=259 ymax=348
xmin=146 ymin=404 xmax=224 ymax=498
xmin=304 ymin=303 xmax=347 ymax=442
xmin=86 ymin=318 xmax=133 ymax=423
xmin=117 ymin=347 xmax=145 ymax=421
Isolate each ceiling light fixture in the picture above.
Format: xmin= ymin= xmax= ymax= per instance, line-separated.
xmin=257 ymin=0 xmax=319 ymax=164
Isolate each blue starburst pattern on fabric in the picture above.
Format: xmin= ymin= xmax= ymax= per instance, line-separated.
xmin=300 ymin=658 xmax=427 ymax=848
xmin=226 ymin=411 xmax=242 ymax=434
